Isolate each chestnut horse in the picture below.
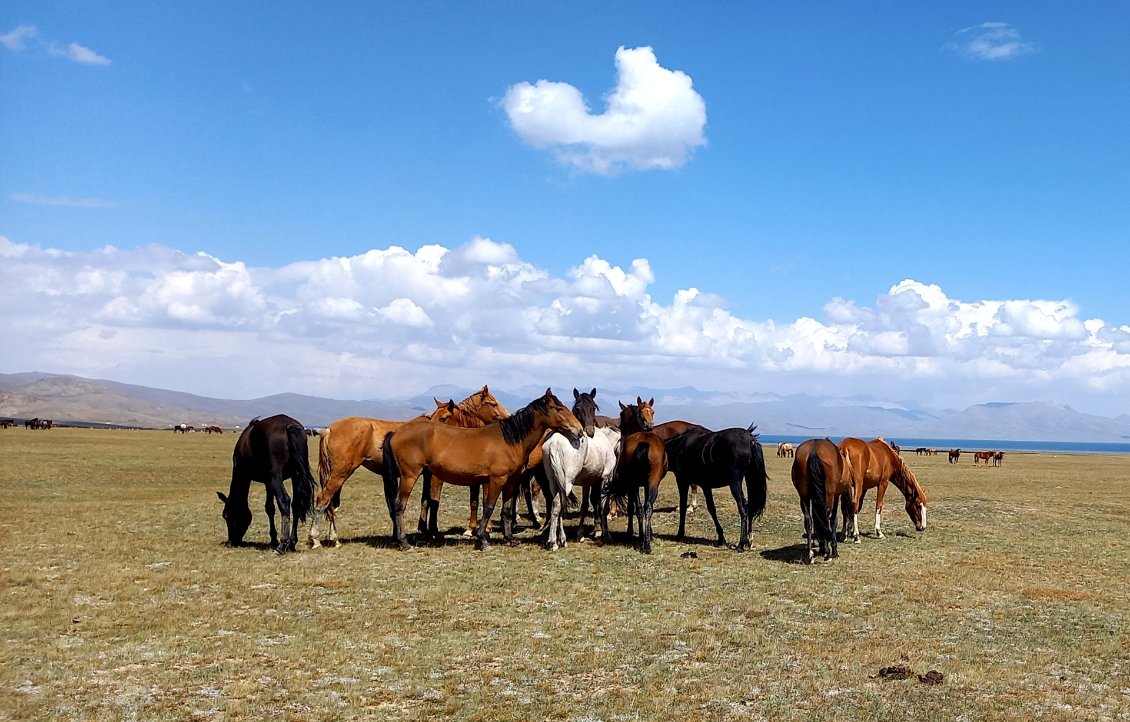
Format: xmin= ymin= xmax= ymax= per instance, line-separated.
xmin=838 ymin=437 xmax=927 ymax=542
xmin=382 ymin=389 xmax=583 ymax=551
xmin=600 ymin=398 xmax=668 ymax=554
xmin=791 ymin=438 xmax=855 ymax=564
xmin=309 ymin=385 xmax=508 ymax=547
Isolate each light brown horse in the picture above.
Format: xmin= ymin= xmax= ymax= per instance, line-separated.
xmin=420 ymin=397 xmax=542 ymax=540
xmin=382 ymin=389 xmax=583 ymax=551
xmin=791 ymin=438 xmax=855 ymax=564
xmin=309 ymin=385 xmax=508 ymax=547
xmin=838 ymin=437 xmax=928 ymax=543
xmin=600 ymin=397 xmax=668 ymax=554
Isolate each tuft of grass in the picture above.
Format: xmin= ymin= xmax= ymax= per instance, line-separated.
xmin=1 ymin=429 xmax=1128 ymax=721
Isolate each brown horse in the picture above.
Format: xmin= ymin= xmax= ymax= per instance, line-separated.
xmin=600 ymin=398 xmax=668 ymax=554
xmin=838 ymin=437 xmax=928 ymax=542
xmin=973 ymin=450 xmax=995 ymax=466
xmin=309 ymin=385 xmax=508 ymax=547
xmin=382 ymin=389 xmax=583 ymax=551
xmin=791 ymin=438 xmax=855 ymax=564
xmin=948 ymin=448 xmax=961 ymax=464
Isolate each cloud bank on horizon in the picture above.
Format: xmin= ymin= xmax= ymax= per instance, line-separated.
xmin=3 ymin=234 xmax=1129 ymax=417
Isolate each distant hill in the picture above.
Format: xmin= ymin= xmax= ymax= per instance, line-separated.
xmin=2 ymin=371 xmax=1130 ymax=442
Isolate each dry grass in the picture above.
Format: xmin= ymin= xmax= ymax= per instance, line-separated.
xmin=1 ymin=428 xmax=1128 ymax=721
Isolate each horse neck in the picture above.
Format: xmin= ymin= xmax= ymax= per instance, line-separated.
xmin=888 ymin=463 xmax=917 ymax=500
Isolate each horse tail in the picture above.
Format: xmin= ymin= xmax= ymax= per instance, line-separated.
xmin=286 ymin=424 xmax=316 ymax=524
xmin=806 ymin=447 xmax=834 ymax=546
xmin=317 ymin=425 xmax=333 ymax=494
xmin=746 ymin=430 xmax=768 ymax=521
xmin=380 ymin=431 xmax=399 ymax=518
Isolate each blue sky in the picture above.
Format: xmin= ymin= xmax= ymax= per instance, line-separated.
xmin=3 ymin=3 xmax=1129 ymax=417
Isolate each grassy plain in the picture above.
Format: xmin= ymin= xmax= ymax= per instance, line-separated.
xmin=1 ymin=428 xmax=1128 ymax=721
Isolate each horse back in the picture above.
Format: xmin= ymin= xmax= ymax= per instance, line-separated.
xmin=233 ymin=414 xmax=306 ymax=482
xmin=389 ymin=417 xmax=520 ymax=484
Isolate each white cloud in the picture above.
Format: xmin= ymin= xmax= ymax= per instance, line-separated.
xmin=502 ymin=46 xmax=707 ymax=174
xmin=49 ymin=41 xmax=111 ymax=65
xmin=1 ymin=25 xmax=37 ymax=52
xmin=947 ymin=22 xmax=1036 ymax=61
xmin=2 ymin=236 xmax=1128 ymax=416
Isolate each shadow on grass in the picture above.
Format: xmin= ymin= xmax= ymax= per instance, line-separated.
xmin=759 ymin=543 xmax=811 ymax=565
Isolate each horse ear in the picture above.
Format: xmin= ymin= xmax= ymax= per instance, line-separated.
xmin=447 ymin=400 xmax=456 ymax=411
xmin=434 ymin=397 xmax=442 ymax=406
xmin=590 ymin=388 xmax=597 ymax=398
xmin=216 ymin=491 xmax=228 ymax=504
xmin=545 ymin=387 xmax=553 ymax=398
xmin=619 ymin=401 xmax=627 ymax=411
xmin=647 ymin=397 xmax=654 ymax=407
xmin=573 ymin=388 xmax=580 ymax=399
xmin=636 ymin=395 xmax=643 ymax=405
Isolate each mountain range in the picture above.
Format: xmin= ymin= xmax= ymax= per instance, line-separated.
xmin=3 ymin=371 xmax=1130 ymax=443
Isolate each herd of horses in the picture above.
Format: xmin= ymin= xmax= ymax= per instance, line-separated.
xmin=215 ymin=385 xmax=932 ymax=564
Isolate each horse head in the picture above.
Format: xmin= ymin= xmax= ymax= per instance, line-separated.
xmin=618 ymin=397 xmax=655 ymax=435
xmin=541 ymin=388 xmax=583 ymax=441
xmin=216 ymin=491 xmax=252 ymax=546
xmin=572 ymin=387 xmax=599 ymax=438
xmin=899 ymin=462 xmax=928 ymax=531
xmin=467 ymin=384 xmax=510 ymax=423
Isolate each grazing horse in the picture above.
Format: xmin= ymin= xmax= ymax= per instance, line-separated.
xmin=776 ymin=441 xmax=795 ymax=458
xmin=948 ymin=448 xmax=961 ymax=464
xmin=665 ymin=423 xmax=769 ymax=551
xmin=204 ymin=425 xmax=224 ymax=434
xmin=382 ymin=389 xmax=583 ymax=551
xmin=600 ymin=398 xmax=667 ymax=554
xmin=791 ymin=438 xmax=855 ymax=564
xmin=541 ymin=388 xmax=620 ymax=550
xmin=838 ymin=437 xmax=928 ymax=542
xmin=216 ymin=414 xmax=316 ymax=554
xmin=309 ymin=385 xmax=508 ymax=547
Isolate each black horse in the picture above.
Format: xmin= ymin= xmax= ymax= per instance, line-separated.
xmin=216 ymin=414 xmax=316 ymax=554
xmin=666 ymin=423 xmax=768 ymax=551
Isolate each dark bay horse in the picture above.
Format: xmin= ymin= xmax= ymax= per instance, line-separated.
xmin=838 ymin=437 xmax=927 ymax=542
xmin=600 ymin=398 xmax=667 ymax=554
xmin=217 ymin=414 xmax=316 ymax=554
xmin=666 ymin=423 xmax=768 ymax=551
xmin=382 ymin=389 xmax=583 ymax=551
xmin=791 ymin=438 xmax=855 ymax=564
xmin=310 ymin=385 xmax=508 ymax=547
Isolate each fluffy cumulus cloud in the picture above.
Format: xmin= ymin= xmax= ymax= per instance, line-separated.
xmin=2 ymin=235 xmax=1130 ymax=414
xmin=947 ymin=22 xmax=1036 ymax=61
xmin=0 ymin=24 xmax=111 ymax=64
xmin=502 ymin=46 xmax=707 ymax=174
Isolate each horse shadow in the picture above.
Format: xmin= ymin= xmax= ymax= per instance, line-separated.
xmin=759 ymin=543 xmax=813 ymax=565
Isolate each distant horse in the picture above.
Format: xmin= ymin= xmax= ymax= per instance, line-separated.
xmin=599 ymin=398 xmax=667 ymax=554
xmin=309 ymin=385 xmax=508 ymax=547
xmin=173 ymin=423 xmax=194 ymax=434
xmin=0 ymin=419 xmax=12 ymax=428
xmin=973 ymin=451 xmax=994 ymax=466
xmin=838 ymin=437 xmax=927 ymax=542
xmin=915 ymin=447 xmax=928 ymax=456
xmin=25 ymin=418 xmax=41 ymax=430
xmin=776 ymin=442 xmax=795 ymax=458
xmin=948 ymin=448 xmax=961 ymax=464
xmin=791 ymin=438 xmax=855 ymax=564
xmin=541 ymin=388 xmax=620 ymax=550
xmin=993 ymin=451 xmax=1004 ymax=467
xmin=382 ymin=389 xmax=583 ymax=551
xmin=216 ymin=414 xmax=316 ymax=554
xmin=204 ymin=425 xmax=224 ymax=434
xmin=666 ymin=423 xmax=769 ymax=551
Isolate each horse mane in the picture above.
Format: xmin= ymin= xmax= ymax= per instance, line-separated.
xmin=498 ymin=395 xmax=552 ymax=445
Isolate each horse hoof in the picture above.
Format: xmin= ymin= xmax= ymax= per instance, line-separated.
xmin=507 ymin=539 xmax=522 ymax=548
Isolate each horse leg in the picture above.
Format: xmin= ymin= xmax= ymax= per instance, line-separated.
xmin=800 ymin=500 xmax=814 ymax=564
xmin=632 ymin=486 xmax=646 ymax=552
xmin=499 ymin=477 xmax=522 ymax=547
xmin=265 ymin=489 xmax=279 ymax=549
xmin=268 ymin=473 xmax=295 ymax=554
xmin=463 ymin=484 xmax=480 ymax=538
xmin=874 ymin=480 xmax=888 ymax=539
xmin=687 ymin=484 xmax=699 ymax=514
xmin=475 ymin=478 xmax=507 ymax=551
xmin=545 ymin=485 xmax=562 ymax=551
xmin=676 ymin=481 xmax=690 ymax=540
xmin=641 ymin=482 xmax=660 ymax=555
xmin=852 ymin=487 xmax=868 ymax=543
xmin=827 ymin=495 xmax=839 ymax=560
xmin=729 ymin=480 xmax=751 ymax=552
xmin=522 ymin=473 xmax=542 ymax=527
xmin=701 ymin=486 xmax=726 ymax=547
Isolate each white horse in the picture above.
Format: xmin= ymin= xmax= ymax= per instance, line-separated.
xmin=542 ymin=426 xmax=620 ymax=550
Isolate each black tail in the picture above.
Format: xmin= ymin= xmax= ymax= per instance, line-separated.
xmin=285 ymin=424 xmax=316 ymax=524
xmin=747 ymin=430 xmax=768 ymax=521
xmin=631 ymin=442 xmax=652 ymax=483
xmin=380 ymin=431 xmax=399 ymax=519
xmin=806 ymin=448 xmax=834 ymax=546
